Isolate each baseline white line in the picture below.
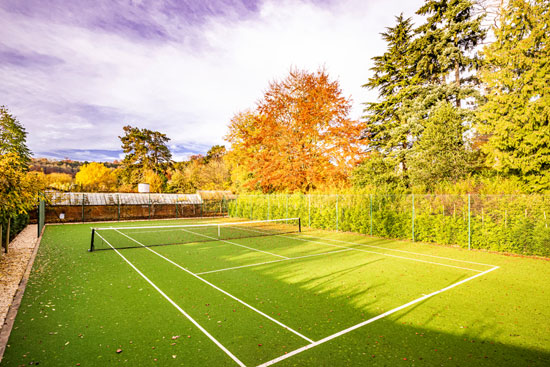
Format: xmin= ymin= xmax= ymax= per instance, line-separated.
xmin=235 ymin=227 xmax=483 ymax=273
xmin=257 ymin=266 xmax=500 ymax=367
xmin=94 ymin=232 xmax=245 ymax=367
xmin=180 ymin=228 xmax=289 ymax=259
xmin=292 ymin=233 xmax=497 ymax=267
xmin=114 ymin=229 xmax=314 ymax=344
xmin=196 ymin=248 xmax=355 ymax=275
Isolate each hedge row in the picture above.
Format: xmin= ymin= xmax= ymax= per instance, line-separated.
xmin=228 ymin=193 xmax=550 ymax=257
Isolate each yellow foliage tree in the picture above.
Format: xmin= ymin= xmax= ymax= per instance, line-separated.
xmin=44 ymin=172 xmax=73 ymax=191
xmin=75 ymin=162 xmax=117 ymax=192
xmin=141 ymin=169 xmax=164 ymax=193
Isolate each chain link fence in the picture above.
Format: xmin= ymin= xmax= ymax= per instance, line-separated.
xmin=229 ymin=193 xmax=550 ymax=257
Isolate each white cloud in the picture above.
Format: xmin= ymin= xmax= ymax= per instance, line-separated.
xmin=0 ymin=0 xmax=425 ymax=160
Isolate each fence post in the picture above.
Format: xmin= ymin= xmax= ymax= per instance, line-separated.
xmin=369 ymin=194 xmax=373 ymax=236
xmin=267 ymin=195 xmax=270 ymax=220
xmin=308 ymin=194 xmax=311 ymax=227
xmin=82 ymin=193 xmax=85 ymax=222
xmin=0 ymin=224 xmax=2 ymax=257
xmin=412 ymin=194 xmax=415 ymax=242
xmin=286 ymin=194 xmax=289 ymax=219
xmin=118 ymin=194 xmax=121 ymax=221
xmin=468 ymin=194 xmax=471 ymax=250
xmin=336 ymin=195 xmax=339 ymax=231
xmin=149 ymin=193 xmax=151 ymax=219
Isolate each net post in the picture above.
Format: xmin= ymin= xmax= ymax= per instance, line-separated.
xmin=218 ymin=224 xmax=221 ymax=238
xmin=298 ymin=218 xmax=301 ymax=233
xmin=89 ymin=228 xmax=95 ymax=252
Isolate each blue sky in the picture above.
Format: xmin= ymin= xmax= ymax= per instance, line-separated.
xmin=0 ymin=0 xmax=425 ymax=161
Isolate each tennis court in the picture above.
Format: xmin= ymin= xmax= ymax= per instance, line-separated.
xmin=3 ymin=217 xmax=549 ymax=366
xmin=90 ymin=218 xmax=497 ymax=366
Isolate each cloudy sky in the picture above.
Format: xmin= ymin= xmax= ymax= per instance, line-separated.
xmin=1 ymin=0 xmax=425 ymax=162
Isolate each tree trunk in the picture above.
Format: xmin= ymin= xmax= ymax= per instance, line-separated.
xmin=4 ymin=217 xmax=10 ymax=254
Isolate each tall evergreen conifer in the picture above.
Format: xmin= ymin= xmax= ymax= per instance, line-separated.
xmin=478 ymin=0 xmax=550 ymax=191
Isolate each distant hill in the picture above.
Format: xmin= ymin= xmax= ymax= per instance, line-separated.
xmin=30 ymin=158 xmax=121 ymax=176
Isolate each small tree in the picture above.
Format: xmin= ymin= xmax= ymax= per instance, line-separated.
xmin=119 ymin=125 xmax=172 ymax=173
xmin=75 ymin=162 xmax=117 ymax=192
xmin=0 ymin=106 xmax=32 ymax=168
xmin=408 ymin=102 xmax=472 ymax=188
xmin=0 ymin=153 xmax=44 ymax=252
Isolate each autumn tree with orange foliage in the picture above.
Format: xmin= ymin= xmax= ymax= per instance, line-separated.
xmin=226 ymin=68 xmax=363 ymax=192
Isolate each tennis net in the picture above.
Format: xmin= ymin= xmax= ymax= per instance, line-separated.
xmin=89 ymin=218 xmax=301 ymax=251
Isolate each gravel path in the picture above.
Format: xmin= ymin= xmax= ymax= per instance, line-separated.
xmin=0 ymin=225 xmax=39 ymax=332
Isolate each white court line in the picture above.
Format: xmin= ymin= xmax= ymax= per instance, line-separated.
xmin=114 ymin=229 xmax=314 ymax=344
xmin=196 ymin=248 xmax=355 ymax=275
xmin=180 ymin=228 xmax=289 ymax=259
xmin=257 ymin=265 xmax=500 ymax=367
xmin=235 ymin=227 xmax=484 ymax=273
xmin=94 ymin=231 xmax=246 ymax=367
xmin=291 ymin=233 xmax=497 ymax=267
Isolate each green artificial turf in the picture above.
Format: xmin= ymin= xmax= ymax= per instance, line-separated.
xmin=1 ymin=218 xmax=549 ymax=366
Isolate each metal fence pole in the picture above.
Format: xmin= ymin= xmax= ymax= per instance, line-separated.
xmin=412 ymin=194 xmax=415 ymax=242
xmin=336 ymin=195 xmax=339 ymax=231
xmin=117 ymin=194 xmax=121 ymax=221
xmin=370 ymin=194 xmax=373 ymax=236
xmin=82 ymin=193 xmax=85 ymax=222
xmin=286 ymin=194 xmax=289 ymax=219
xmin=267 ymin=195 xmax=270 ymax=220
xmin=468 ymin=194 xmax=471 ymax=250
xmin=308 ymin=194 xmax=311 ymax=227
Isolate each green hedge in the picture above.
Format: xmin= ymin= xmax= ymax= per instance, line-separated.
xmin=229 ymin=193 xmax=550 ymax=257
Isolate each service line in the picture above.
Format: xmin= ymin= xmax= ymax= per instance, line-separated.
xmin=114 ymin=229 xmax=314 ymax=344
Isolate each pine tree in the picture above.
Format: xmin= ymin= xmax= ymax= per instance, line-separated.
xmin=413 ymin=0 xmax=485 ymax=106
xmin=478 ymin=0 xmax=550 ymax=191
xmin=362 ymin=15 xmax=416 ymax=179
xmin=357 ymin=1 xmax=485 ymax=189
